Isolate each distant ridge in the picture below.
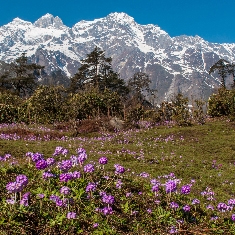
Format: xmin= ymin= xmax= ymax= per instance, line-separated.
xmin=0 ymin=12 xmax=234 ymax=100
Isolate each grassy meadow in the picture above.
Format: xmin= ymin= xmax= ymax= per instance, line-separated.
xmin=1 ymin=119 xmax=235 ymax=234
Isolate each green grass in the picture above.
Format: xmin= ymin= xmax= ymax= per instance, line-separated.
xmin=1 ymin=119 xmax=235 ymax=199
xmin=1 ymin=119 xmax=235 ymax=234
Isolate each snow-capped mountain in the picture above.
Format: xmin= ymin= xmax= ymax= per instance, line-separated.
xmin=0 ymin=12 xmax=235 ymax=101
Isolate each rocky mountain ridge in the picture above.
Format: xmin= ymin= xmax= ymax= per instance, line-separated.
xmin=0 ymin=12 xmax=235 ymax=101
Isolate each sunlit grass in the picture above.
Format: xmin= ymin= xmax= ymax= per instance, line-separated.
xmin=1 ymin=119 xmax=235 ymax=234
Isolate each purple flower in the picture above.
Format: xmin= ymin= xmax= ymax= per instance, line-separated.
xmin=42 ymin=171 xmax=55 ymax=180
xmin=16 ymin=174 xmax=28 ymax=187
xmin=20 ymin=198 xmax=29 ymax=206
xmin=181 ymin=184 xmax=191 ymax=195
xmin=25 ymin=152 xmax=33 ymax=158
xmin=169 ymin=226 xmax=178 ymax=234
xmin=84 ymin=164 xmax=95 ymax=173
xmin=77 ymin=148 xmax=87 ymax=165
xmin=93 ymin=223 xmax=99 ymax=228
xmin=147 ymin=209 xmax=152 ymax=214
xmin=58 ymin=160 xmax=72 ymax=172
xmin=37 ymin=193 xmax=45 ymax=199
xmin=46 ymin=158 xmax=56 ymax=166
xmin=183 ymin=205 xmax=190 ymax=212
xmin=35 ymin=159 xmax=48 ymax=170
xmin=228 ymin=199 xmax=235 ymax=206
xmin=22 ymin=192 xmax=30 ymax=199
xmin=53 ymin=146 xmax=64 ymax=156
xmin=101 ymin=206 xmax=113 ymax=215
xmin=206 ymin=204 xmax=214 ymax=210
xmin=139 ymin=172 xmax=149 ymax=178
xmin=151 ymin=185 xmax=159 ymax=193
xmin=77 ymin=147 xmax=86 ymax=155
xmin=86 ymin=182 xmax=97 ymax=192
xmin=6 ymin=198 xmax=16 ymax=205
xmin=56 ymin=199 xmax=64 ymax=207
xmin=170 ymin=202 xmax=179 ymax=210
xmin=217 ymin=202 xmax=228 ymax=212
xmin=72 ymin=171 xmax=81 ymax=179
xmin=59 ymin=173 xmax=73 ymax=182
xmin=31 ymin=152 xmax=44 ymax=162
xmin=99 ymin=157 xmax=108 ymax=165
xmin=114 ymin=164 xmax=125 ymax=174
xmin=165 ymin=180 xmax=177 ymax=194
xmin=6 ymin=182 xmax=23 ymax=193
xmin=67 ymin=212 xmax=77 ymax=219
xmin=61 ymin=148 xmax=69 ymax=155
xmin=50 ymin=195 xmax=60 ymax=202
xmin=70 ymin=155 xmax=79 ymax=166
xmin=231 ymin=214 xmax=235 ymax=221
xmin=210 ymin=216 xmax=218 ymax=221
xmin=115 ymin=179 xmax=123 ymax=189
xmin=150 ymin=179 xmax=160 ymax=186
xmin=60 ymin=186 xmax=71 ymax=195
xmin=192 ymin=198 xmax=200 ymax=205
xmin=102 ymin=193 xmax=115 ymax=204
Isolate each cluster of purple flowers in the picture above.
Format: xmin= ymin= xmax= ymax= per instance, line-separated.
xmin=6 ymin=174 xmax=28 ymax=193
xmin=60 ymin=186 xmax=71 ymax=195
xmin=67 ymin=212 xmax=77 ymax=219
xmin=42 ymin=171 xmax=55 ymax=180
xmin=101 ymin=193 xmax=115 ymax=205
xmin=50 ymin=194 xmax=73 ymax=207
xmin=30 ymin=152 xmax=44 ymax=162
xmin=77 ymin=148 xmax=87 ymax=165
xmin=114 ymin=164 xmax=125 ymax=174
xmin=165 ymin=179 xmax=178 ymax=194
xmin=192 ymin=198 xmax=200 ymax=205
xmin=183 ymin=204 xmax=191 ymax=212
xmin=46 ymin=158 xmax=56 ymax=166
xmin=20 ymin=192 xmax=30 ymax=206
xmin=99 ymin=156 xmax=108 ymax=165
xmin=115 ymin=179 xmax=123 ymax=189
xmin=36 ymin=159 xmax=48 ymax=170
xmin=53 ymin=146 xmax=68 ymax=156
xmin=84 ymin=164 xmax=95 ymax=173
xmin=201 ymin=187 xmax=215 ymax=201
xmin=139 ymin=172 xmax=150 ymax=178
xmin=170 ymin=202 xmax=179 ymax=210
xmin=181 ymin=184 xmax=191 ymax=195
xmin=217 ymin=202 xmax=229 ymax=212
xmin=58 ymin=159 xmax=72 ymax=172
xmin=59 ymin=171 xmax=81 ymax=182
xmin=0 ymin=153 xmax=12 ymax=161
xmin=86 ymin=182 xmax=97 ymax=192
xmin=96 ymin=206 xmax=113 ymax=215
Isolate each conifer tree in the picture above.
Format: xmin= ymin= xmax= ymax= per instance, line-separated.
xmin=70 ymin=47 xmax=128 ymax=96
xmin=0 ymin=53 xmax=44 ymax=97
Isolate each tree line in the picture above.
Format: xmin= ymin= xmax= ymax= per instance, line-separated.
xmin=1 ymin=47 xmax=235 ymax=126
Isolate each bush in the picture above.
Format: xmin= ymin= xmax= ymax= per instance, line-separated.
xmin=208 ymin=88 xmax=235 ymax=118
xmin=0 ymin=91 xmax=22 ymax=123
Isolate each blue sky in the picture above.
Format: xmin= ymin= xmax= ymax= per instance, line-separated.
xmin=1 ymin=0 xmax=234 ymax=43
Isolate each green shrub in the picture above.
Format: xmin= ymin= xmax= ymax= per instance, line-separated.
xmin=208 ymin=88 xmax=235 ymax=118
xmin=171 ymin=93 xmax=192 ymax=126
xmin=0 ymin=91 xmax=22 ymax=123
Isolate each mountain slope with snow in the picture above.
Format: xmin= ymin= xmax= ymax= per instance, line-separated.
xmin=0 ymin=12 xmax=235 ymax=100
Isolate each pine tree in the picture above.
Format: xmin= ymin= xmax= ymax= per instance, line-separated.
xmin=209 ymin=59 xmax=233 ymax=89
xmin=1 ymin=53 xmax=44 ymax=97
xmin=70 ymin=47 xmax=128 ymax=96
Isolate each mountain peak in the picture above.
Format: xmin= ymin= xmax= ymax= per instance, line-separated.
xmin=9 ymin=17 xmax=32 ymax=26
xmin=34 ymin=13 xmax=66 ymax=29
xmin=107 ymin=12 xmax=135 ymax=24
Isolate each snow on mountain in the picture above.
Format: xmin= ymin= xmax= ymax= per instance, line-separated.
xmin=0 ymin=12 xmax=235 ymax=100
